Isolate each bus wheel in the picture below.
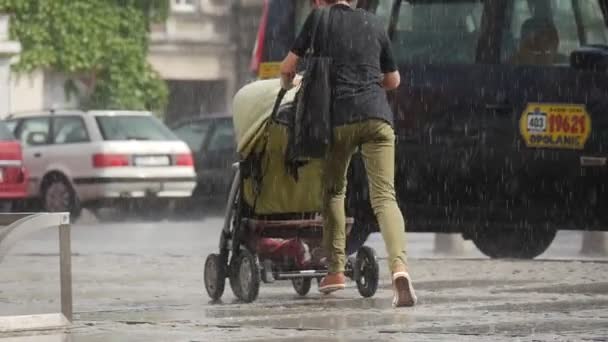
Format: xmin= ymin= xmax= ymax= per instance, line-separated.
xmin=471 ymin=226 xmax=556 ymax=259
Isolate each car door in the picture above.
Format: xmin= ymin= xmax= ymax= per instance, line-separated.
xmin=171 ymin=119 xmax=212 ymax=174
xmin=371 ymin=0 xmax=508 ymax=204
xmin=494 ymin=0 xmax=608 ymax=171
xmin=45 ymin=116 xmax=92 ymax=183
xmin=13 ymin=117 xmax=52 ymax=196
xmin=199 ymin=119 xmax=237 ymax=198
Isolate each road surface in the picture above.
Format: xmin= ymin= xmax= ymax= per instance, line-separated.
xmin=1 ymin=216 xmax=607 ymax=341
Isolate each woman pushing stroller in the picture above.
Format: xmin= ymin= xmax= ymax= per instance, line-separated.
xmin=280 ymin=0 xmax=417 ymax=307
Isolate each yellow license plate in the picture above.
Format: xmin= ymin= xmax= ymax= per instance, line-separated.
xmin=519 ymin=103 xmax=591 ymax=150
xmin=258 ymin=62 xmax=281 ymax=80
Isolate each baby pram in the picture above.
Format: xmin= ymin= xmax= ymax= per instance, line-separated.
xmin=203 ymin=79 xmax=379 ymax=303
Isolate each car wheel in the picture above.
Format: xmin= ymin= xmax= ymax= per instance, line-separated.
xmin=42 ymin=175 xmax=81 ymax=220
xmin=471 ymin=225 xmax=557 ymax=259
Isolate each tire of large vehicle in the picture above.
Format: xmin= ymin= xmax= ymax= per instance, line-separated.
xmin=291 ymin=277 xmax=312 ymax=296
xmin=204 ymin=253 xmax=227 ymax=301
xmin=42 ymin=174 xmax=81 ymax=220
xmin=229 ymin=249 xmax=260 ymax=303
xmin=471 ymin=226 xmax=557 ymax=259
xmin=355 ymin=246 xmax=379 ymax=298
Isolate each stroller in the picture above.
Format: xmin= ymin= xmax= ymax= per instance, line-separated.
xmin=203 ymin=79 xmax=380 ymax=303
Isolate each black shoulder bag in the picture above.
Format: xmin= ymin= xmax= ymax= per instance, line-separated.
xmin=288 ymin=8 xmax=333 ymax=162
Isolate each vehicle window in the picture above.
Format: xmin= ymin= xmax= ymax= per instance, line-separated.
xmin=53 ymin=116 xmax=89 ymax=144
xmin=172 ymin=120 xmax=211 ymax=152
xmin=95 ymin=115 xmax=178 ymax=141
xmin=17 ymin=117 xmax=51 ymax=146
xmin=207 ymin=120 xmax=235 ymax=152
xmin=4 ymin=121 xmax=17 ymax=135
xmin=503 ymin=0 xmax=608 ymax=66
xmin=386 ymin=1 xmax=484 ymax=64
xmin=0 ymin=122 xmax=14 ymax=141
xmin=295 ymin=1 xmax=314 ymax=34
xmin=578 ymin=1 xmax=608 ymax=45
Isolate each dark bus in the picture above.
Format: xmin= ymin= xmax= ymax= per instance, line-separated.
xmin=251 ymin=0 xmax=608 ymax=259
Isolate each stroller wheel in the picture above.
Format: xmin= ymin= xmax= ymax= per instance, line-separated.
xmin=229 ymin=249 xmax=261 ymax=303
xmin=291 ymin=277 xmax=312 ymax=296
xmin=204 ymin=253 xmax=227 ymax=301
xmin=355 ymin=246 xmax=379 ymax=298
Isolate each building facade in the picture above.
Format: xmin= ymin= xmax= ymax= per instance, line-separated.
xmin=150 ymin=0 xmax=230 ymax=124
xmin=3 ymin=0 xmax=265 ymax=122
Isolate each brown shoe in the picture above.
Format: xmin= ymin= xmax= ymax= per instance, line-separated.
xmin=318 ymin=272 xmax=346 ymax=294
xmin=392 ymin=271 xmax=417 ymax=307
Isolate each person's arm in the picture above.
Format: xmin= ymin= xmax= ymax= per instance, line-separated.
xmin=280 ymin=9 xmax=316 ymax=89
xmin=280 ymin=52 xmax=299 ymax=90
xmin=379 ymin=29 xmax=401 ymax=90
xmin=382 ymin=71 xmax=401 ymax=90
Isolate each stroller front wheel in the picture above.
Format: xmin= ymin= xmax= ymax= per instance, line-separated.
xmin=204 ymin=253 xmax=227 ymax=301
xmin=291 ymin=277 xmax=312 ymax=296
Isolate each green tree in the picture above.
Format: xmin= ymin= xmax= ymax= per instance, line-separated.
xmin=0 ymin=0 xmax=169 ymax=114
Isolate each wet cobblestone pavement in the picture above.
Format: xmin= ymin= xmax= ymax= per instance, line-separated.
xmin=1 ymin=218 xmax=607 ymax=341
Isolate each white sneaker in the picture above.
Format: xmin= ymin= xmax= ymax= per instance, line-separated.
xmin=392 ymin=272 xmax=417 ymax=307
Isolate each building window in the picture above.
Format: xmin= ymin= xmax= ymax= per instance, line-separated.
xmin=172 ymin=0 xmax=196 ymax=12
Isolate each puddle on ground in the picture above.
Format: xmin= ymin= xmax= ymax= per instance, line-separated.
xmin=498 ymin=282 xmax=608 ymax=295
xmin=475 ymin=299 xmax=608 ymax=314
xmin=238 ymin=311 xmax=435 ymax=330
xmin=410 ymin=319 xmax=608 ymax=336
xmin=75 ymin=307 xmax=200 ymax=325
xmin=206 ymin=295 xmax=508 ymax=319
xmin=240 ymin=338 xmax=372 ymax=342
xmin=383 ymin=279 xmax=533 ymax=291
xmin=0 ymin=333 xmax=69 ymax=342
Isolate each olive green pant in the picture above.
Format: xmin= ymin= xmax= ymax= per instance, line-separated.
xmin=322 ymin=119 xmax=407 ymax=274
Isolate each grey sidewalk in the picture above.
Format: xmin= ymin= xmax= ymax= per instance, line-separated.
xmin=1 ymin=218 xmax=607 ymax=341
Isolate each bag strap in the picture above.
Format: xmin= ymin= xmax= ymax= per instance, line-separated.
xmin=308 ymin=9 xmax=324 ymax=56
xmin=271 ymin=88 xmax=287 ymax=120
xmin=321 ymin=8 xmax=332 ymax=56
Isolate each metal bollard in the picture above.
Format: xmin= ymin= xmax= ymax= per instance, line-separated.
xmin=434 ymin=233 xmax=466 ymax=255
xmin=580 ymin=231 xmax=608 ymax=256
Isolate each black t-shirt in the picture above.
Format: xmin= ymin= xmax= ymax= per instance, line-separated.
xmin=291 ymin=5 xmax=398 ymax=127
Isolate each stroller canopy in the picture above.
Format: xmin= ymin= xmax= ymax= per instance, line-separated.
xmin=232 ymin=78 xmax=299 ymax=158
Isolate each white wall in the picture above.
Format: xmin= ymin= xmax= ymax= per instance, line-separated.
xmin=0 ymin=14 xmax=21 ymax=119
xmin=9 ymin=70 xmax=44 ymax=115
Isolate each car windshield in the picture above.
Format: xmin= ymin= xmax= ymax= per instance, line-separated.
xmin=96 ymin=115 xmax=178 ymax=141
xmin=0 ymin=121 xmax=14 ymax=141
xmin=378 ymin=0 xmax=484 ymax=64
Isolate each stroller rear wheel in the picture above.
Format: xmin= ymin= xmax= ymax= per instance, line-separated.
xmin=229 ymin=249 xmax=261 ymax=303
xmin=204 ymin=253 xmax=227 ymax=300
xmin=291 ymin=277 xmax=312 ymax=296
xmin=355 ymin=246 xmax=379 ymax=298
